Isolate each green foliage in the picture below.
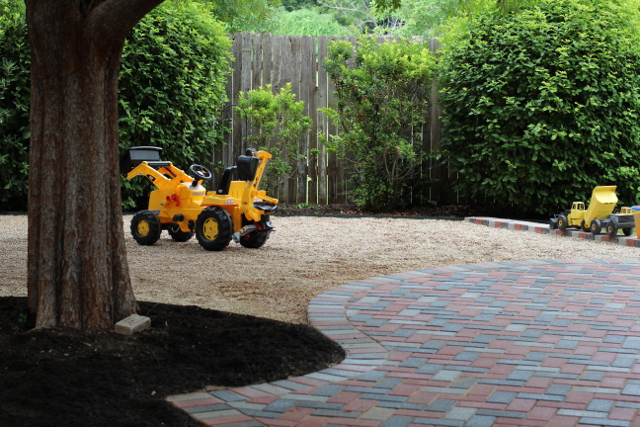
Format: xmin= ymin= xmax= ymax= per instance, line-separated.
xmin=119 ymin=1 xmax=232 ymax=210
xmin=235 ymin=83 xmax=313 ymax=197
xmin=271 ymin=7 xmax=359 ymax=37
xmin=0 ymin=0 xmax=29 ymax=210
xmin=438 ymin=0 xmax=640 ymax=216
xmin=375 ymin=0 xmax=537 ymax=37
xmin=0 ymin=0 xmax=231 ymax=211
xmin=321 ymin=36 xmax=437 ymax=212
xmin=381 ymin=0 xmax=458 ymax=37
xmin=197 ymin=0 xmax=279 ymax=33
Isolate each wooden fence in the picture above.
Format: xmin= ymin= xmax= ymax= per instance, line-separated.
xmin=217 ymin=32 xmax=455 ymax=205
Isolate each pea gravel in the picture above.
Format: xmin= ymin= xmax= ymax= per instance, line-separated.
xmin=2 ymin=214 xmax=639 ymax=324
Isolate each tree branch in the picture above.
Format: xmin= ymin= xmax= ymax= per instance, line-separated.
xmin=87 ymin=0 xmax=166 ymax=43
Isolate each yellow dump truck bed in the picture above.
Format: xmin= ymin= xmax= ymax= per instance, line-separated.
xmin=584 ymin=186 xmax=618 ymax=225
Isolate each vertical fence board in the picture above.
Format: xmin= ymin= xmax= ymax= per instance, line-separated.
xmin=325 ymin=36 xmax=340 ymax=204
xmin=306 ymin=36 xmax=319 ymax=205
xmin=316 ymin=36 xmax=329 ymax=205
xmin=297 ymin=36 xmax=312 ymax=203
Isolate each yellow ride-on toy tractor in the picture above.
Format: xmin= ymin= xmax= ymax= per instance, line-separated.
xmin=120 ymin=146 xmax=278 ymax=251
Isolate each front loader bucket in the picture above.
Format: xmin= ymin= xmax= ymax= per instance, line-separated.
xmin=584 ymin=186 xmax=618 ymax=225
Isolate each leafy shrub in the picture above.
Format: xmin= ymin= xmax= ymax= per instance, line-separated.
xmin=0 ymin=1 xmax=231 ymax=211
xmin=235 ymin=83 xmax=313 ymax=197
xmin=0 ymin=0 xmax=29 ymax=210
xmin=119 ymin=1 xmax=232 ymax=209
xmin=272 ymin=7 xmax=359 ymax=37
xmin=439 ymin=0 xmax=640 ymax=215
xmin=321 ymin=36 xmax=437 ymax=212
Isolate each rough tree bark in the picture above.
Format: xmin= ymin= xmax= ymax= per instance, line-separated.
xmin=25 ymin=0 xmax=164 ymax=330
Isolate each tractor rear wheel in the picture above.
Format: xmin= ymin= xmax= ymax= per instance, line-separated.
xmin=168 ymin=224 xmax=194 ymax=242
xmin=606 ymin=223 xmax=618 ymax=237
xmin=131 ymin=210 xmax=162 ymax=245
xmin=195 ymin=207 xmax=232 ymax=251
xmin=239 ymin=216 xmax=271 ymax=249
xmin=590 ymin=219 xmax=602 ymax=235
xmin=623 ymin=227 xmax=633 ymax=236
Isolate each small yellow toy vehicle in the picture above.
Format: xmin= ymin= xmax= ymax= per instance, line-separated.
xmin=120 ymin=146 xmax=277 ymax=251
xmin=549 ymin=186 xmax=634 ymax=237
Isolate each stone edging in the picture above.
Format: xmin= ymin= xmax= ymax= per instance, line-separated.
xmin=466 ymin=216 xmax=640 ymax=248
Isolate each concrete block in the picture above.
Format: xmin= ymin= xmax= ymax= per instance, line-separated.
xmin=114 ymin=314 xmax=151 ymax=335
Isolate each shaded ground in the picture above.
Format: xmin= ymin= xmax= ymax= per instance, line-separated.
xmin=0 ymin=297 xmax=345 ymax=427
xmin=276 ymin=202 xmax=541 ymax=220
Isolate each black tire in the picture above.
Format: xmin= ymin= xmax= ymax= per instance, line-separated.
xmin=239 ymin=216 xmax=271 ymax=249
xmin=623 ymin=227 xmax=633 ymax=236
xmin=557 ymin=215 xmax=568 ymax=231
xmin=131 ymin=210 xmax=162 ymax=245
xmin=168 ymin=224 xmax=194 ymax=242
xmin=581 ymin=220 xmax=590 ymax=233
xmin=590 ymin=219 xmax=602 ymax=235
xmin=606 ymin=223 xmax=618 ymax=237
xmin=549 ymin=219 xmax=557 ymax=230
xmin=195 ymin=207 xmax=233 ymax=251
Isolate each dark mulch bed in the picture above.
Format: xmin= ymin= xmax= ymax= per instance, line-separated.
xmin=0 ymin=297 xmax=345 ymax=427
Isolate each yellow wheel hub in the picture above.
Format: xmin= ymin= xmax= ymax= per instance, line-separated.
xmin=202 ymin=217 xmax=219 ymax=241
xmin=137 ymin=220 xmax=150 ymax=237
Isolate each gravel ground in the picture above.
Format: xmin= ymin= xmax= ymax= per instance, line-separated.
xmin=2 ymin=214 xmax=640 ymax=324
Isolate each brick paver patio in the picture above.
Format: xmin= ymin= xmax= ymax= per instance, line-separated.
xmin=169 ymin=218 xmax=640 ymax=427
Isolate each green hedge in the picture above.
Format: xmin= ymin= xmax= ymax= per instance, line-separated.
xmin=322 ymin=36 xmax=437 ymax=212
xmin=0 ymin=0 xmax=29 ymax=211
xmin=119 ymin=2 xmax=231 ymax=209
xmin=439 ymin=0 xmax=640 ymax=216
xmin=0 ymin=0 xmax=231 ymax=211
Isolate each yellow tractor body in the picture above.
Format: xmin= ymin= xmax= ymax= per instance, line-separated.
xmin=121 ymin=146 xmax=278 ymax=251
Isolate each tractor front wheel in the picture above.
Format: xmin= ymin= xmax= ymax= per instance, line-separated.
xmin=590 ymin=219 xmax=602 ymax=235
xmin=168 ymin=224 xmax=194 ymax=242
xmin=131 ymin=210 xmax=162 ymax=245
xmin=196 ymin=207 xmax=232 ymax=251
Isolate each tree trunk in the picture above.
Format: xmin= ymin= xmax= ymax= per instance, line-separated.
xmin=25 ymin=0 xmax=164 ymax=330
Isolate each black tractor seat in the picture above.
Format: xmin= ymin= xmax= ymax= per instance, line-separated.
xmin=254 ymin=202 xmax=277 ymax=213
xmin=120 ymin=146 xmax=171 ymax=174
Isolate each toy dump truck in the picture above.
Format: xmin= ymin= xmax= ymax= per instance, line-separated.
xmin=120 ymin=146 xmax=278 ymax=251
xmin=549 ymin=186 xmax=634 ymax=237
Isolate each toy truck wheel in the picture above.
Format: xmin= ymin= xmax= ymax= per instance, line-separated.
xmin=590 ymin=219 xmax=602 ymax=235
xmin=623 ymin=227 xmax=633 ymax=236
xmin=131 ymin=210 xmax=162 ymax=245
xmin=580 ymin=220 xmax=590 ymax=233
xmin=606 ymin=223 xmax=618 ymax=237
xmin=168 ymin=224 xmax=194 ymax=242
xmin=557 ymin=215 xmax=568 ymax=231
xmin=195 ymin=206 xmax=232 ymax=251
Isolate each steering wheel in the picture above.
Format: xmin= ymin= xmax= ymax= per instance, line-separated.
xmin=189 ymin=164 xmax=212 ymax=181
